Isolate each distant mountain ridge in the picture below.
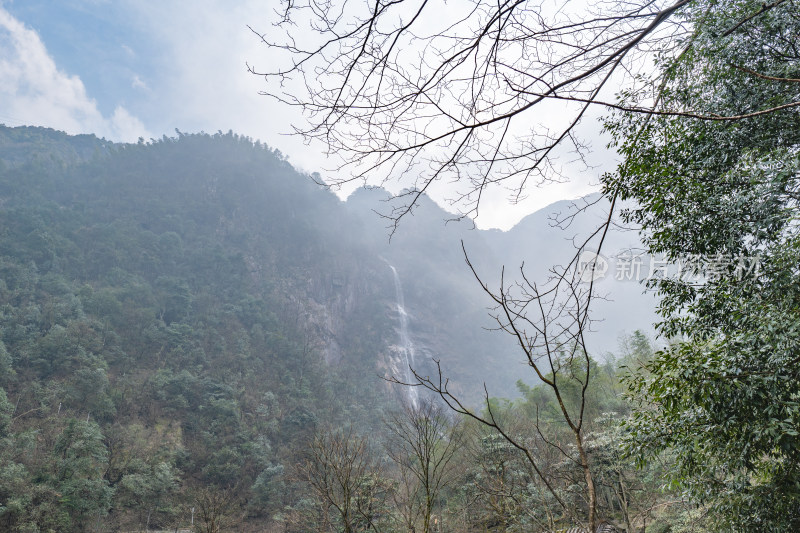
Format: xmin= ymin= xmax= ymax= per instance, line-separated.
xmin=0 ymin=124 xmax=112 ymax=167
xmin=0 ymin=124 xmax=655 ymax=400
xmin=345 ymin=181 xmax=657 ymax=373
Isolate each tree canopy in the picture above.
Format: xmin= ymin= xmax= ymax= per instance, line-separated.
xmin=603 ymin=0 xmax=800 ymax=528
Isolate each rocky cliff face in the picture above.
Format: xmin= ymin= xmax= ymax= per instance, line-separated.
xmin=295 ymin=255 xmax=393 ymax=366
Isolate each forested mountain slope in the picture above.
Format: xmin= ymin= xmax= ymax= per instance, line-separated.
xmin=0 ymin=127 xmax=402 ymax=531
xmin=0 ymin=126 xmax=654 ymax=531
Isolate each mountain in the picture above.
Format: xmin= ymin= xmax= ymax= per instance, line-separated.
xmin=478 ymin=195 xmax=659 ymax=354
xmin=345 ymin=185 xmax=659 ymax=392
xmin=0 ymin=125 xmax=655 ymax=531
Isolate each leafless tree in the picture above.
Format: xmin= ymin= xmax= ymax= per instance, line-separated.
xmin=251 ymin=0 xmax=796 ymax=225
xmin=387 ymin=446 xmax=424 ymax=533
xmin=192 ymin=485 xmax=241 ymax=533
xmin=248 ymin=0 xmax=705 ymax=225
xmin=385 ymin=399 xmax=463 ymax=533
xmin=397 ymin=237 xmax=611 ymax=530
xmin=299 ymin=428 xmax=390 ymax=533
xmin=250 ymin=2 xmax=639 ymax=530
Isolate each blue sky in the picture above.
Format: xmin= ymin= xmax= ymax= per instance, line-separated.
xmin=4 ymin=2 xmax=160 ymax=118
xmin=0 ymin=1 xmax=298 ymax=146
xmin=0 ymin=1 xmax=291 ymax=143
xmin=0 ymin=0 xmax=600 ymax=229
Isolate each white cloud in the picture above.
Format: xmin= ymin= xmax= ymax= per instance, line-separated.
xmin=123 ymin=1 xmax=308 ymax=143
xmin=0 ymin=7 xmax=150 ymax=142
xmin=131 ymin=74 xmax=149 ymax=91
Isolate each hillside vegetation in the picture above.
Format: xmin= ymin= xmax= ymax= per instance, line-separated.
xmin=0 ymin=126 xmax=662 ymax=532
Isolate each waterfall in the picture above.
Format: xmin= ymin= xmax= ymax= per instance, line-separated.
xmin=388 ymin=264 xmax=420 ymax=409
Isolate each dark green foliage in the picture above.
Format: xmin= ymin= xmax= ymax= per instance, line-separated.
xmin=0 ymin=124 xmax=681 ymax=532
xmin=603 ymin=1 xmax=800 ymax=528
xmin=0 ymin=126 xmax=398 ymax=531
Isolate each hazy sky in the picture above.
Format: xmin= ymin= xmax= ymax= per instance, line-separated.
xmin=0 ymin=0 xmax=605 ymax=229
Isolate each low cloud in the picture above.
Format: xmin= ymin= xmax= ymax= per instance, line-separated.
xmin=0 ymin=7 xmax=150 ymax=142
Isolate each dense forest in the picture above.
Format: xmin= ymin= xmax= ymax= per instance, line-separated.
xmin=0 ymin=80 xmax=796 ymax=532
xmin=0 ymin=125 xmax=675 ymax=532
xmin=0 ymin=126 xmax=397 ymax=531
xmin=0 ymin=126 xmax=665 ymax=532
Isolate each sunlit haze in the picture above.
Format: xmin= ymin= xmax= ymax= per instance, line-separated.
xmin=0 ymin=0 xmax=606 ymax=230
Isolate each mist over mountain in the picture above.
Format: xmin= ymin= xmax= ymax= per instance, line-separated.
xmin=0 ymin=125 xmax=655 ymax=530
xmin=345 ymin=181 xmax=658 ymax=388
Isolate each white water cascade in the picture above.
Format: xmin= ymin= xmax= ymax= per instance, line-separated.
xmin=388 ymin=264 xmax=420 ymax=409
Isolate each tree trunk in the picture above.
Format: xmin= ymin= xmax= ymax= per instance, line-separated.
xmin=575 ymin=432 xmax=597 ymax=532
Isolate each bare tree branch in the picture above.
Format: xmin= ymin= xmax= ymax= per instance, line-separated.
xmin=251 ymin=0 xmax=698 ymax=221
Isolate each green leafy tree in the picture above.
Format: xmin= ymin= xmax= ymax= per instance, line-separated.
xmin=603 ymin=0 xmax=800 ymax=528
xmin=53 ymin=419 xmax=114 ymax=530
xmin=117 ymin=461 xmax=179 ymax=530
